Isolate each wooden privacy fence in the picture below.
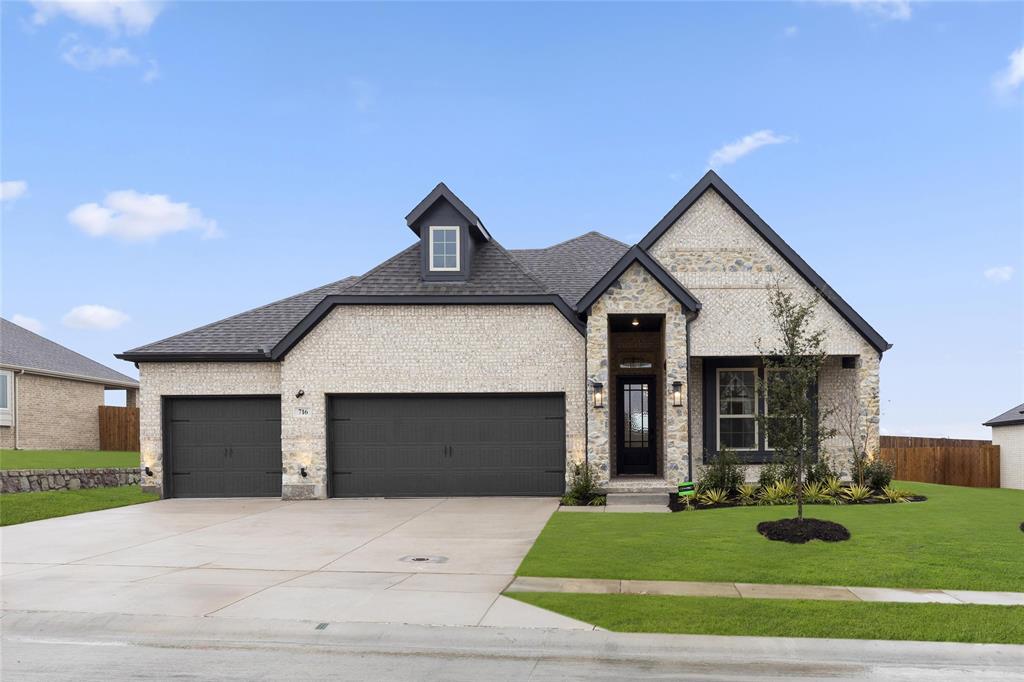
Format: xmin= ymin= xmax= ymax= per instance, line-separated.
xmin=878 ymin=445 xmax=1000 ymax=488
xmin=99 ymin=406 xmax=140 ymax=451
xmin=880 ymin=435 xmax=992 ymax=448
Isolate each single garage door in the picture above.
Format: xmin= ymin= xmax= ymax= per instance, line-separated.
xmin=165 ymin=397 xmax=282 ymax=498
xmin=328 ymin=394 xmax=565 ymax=497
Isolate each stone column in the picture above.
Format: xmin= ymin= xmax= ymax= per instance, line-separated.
xmin=586 ymin=306 xmax=611 ymax=486
xmin=663 ymin=305 xmax=689 ymax=483
xmin=858 ymin=348 xmax=881 ymax=459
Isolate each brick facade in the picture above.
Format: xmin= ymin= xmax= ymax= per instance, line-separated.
xmin=2 ymin=374 xmax=106 ymax=450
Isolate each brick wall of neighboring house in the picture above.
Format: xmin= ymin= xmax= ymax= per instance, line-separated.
xmin=12 ymin=373 xmax=105 ymax=450
xmin=586 ymin=262 xmax=689 ymax=487
xmin=0 ymin=425 xmax=13 ymax=449
xmin=137 ymin=362 xmax=282 ymax=495
xmin=280 ymin=304 xmax=586 ymax=500
xmin=648 ymin=188 xmax=882 ymax=467
xmin=991 ymin=423 xmax=1024 ymax=490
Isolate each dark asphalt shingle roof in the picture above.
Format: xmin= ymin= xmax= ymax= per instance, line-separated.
xmin=121 ymin=231 xmax=626 ymax=359
xmin=1 ymin=318 xmax=138 ymax=386
xmin=984 ymin=402 xmax=1024 ymax=427
xmin=511 ymin=231 xmax=630 ymax=306
xmin=121 ymin=277 xmax=358 ymax=356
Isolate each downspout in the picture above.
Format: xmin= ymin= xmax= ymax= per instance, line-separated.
xmin=13 ymin=369 xmax=24 ymax=450
xmin=685 ymin=314 xmax=693 ymax=484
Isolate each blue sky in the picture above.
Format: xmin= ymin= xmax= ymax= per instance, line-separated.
xmin=2 ymin=1 xmax=1022 ymax=436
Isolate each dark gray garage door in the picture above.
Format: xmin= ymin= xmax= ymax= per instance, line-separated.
xmin=328 ymin=394 xmax=565 ymax=498
xmin=165 ymin=397 xmax=282 ymax=498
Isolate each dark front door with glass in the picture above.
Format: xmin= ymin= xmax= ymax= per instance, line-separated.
xmin=616 ymin=376 xmax=657 ymax=475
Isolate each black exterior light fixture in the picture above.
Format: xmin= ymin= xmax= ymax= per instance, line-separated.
xmin=144 ymin=466 xmax=153 ymax=477
xmin=300 ymin=466 xmax=308 ymax=478
xmin=593 ymin=382 xmax=604 ymax=409
xmin=672 ymin=381 xmax=683 ymax=407
xmin=295 ymin=389 xmax=305 ymax=398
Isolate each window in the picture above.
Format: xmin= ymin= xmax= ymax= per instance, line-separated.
xmin=619 ymin=355 xmax=653 ymax=369
xmin=429 ymin=226 xmax=460 ymax=271
xmin=0 ymin=370 xmax=12 ymax=427
xmin=717 ymin=368 xmax=757 ymax=450
xmin=763 ymin=367 xmax=791 ymax=450
xmin=622 ymin=382 xmax=650 ymax=448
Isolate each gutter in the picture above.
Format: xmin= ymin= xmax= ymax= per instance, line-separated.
xmin=1 ymin=364 xmax=138 ymax=390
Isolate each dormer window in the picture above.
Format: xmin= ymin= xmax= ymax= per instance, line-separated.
xmin=429 ymin=226 xmax=460 ymax=271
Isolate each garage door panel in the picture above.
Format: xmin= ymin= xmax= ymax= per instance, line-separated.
xmin=329 ymin=395 xmax=565 ymax=498
xmin=166 ymin=397 xmax=282 ymax=498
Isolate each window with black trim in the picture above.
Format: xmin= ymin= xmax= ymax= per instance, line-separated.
xmin=429 ymin=226 xmax=459 ymax=271
xmin=716 ymin=368 xmax=757 ymax=451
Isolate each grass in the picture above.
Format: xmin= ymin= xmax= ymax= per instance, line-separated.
xmin=509 ymin=593 xmax=1024 ymax=644
xmin=518 ymin=481 xmax=1024 ymax=592
xmin=0 ymin=486 xmax=157 ymax=526
xmin=0 ymin=449 xmax=140 ymax=470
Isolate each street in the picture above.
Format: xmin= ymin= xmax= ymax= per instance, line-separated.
xmin=3 ymin=610 xmax=1022 ymax=681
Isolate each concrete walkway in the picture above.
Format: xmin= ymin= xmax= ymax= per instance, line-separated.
xmin=507 ymin=576 xmax=1024 ymax=606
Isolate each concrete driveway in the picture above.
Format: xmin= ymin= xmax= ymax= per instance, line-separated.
xmin=1 ymin=497 xmax=587 ymax=629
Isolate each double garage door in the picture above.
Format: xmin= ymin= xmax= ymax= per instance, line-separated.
xmin=165 ymin=394 xmax=565 ymax=498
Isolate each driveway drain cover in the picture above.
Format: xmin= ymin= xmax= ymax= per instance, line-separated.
xmin=399 ymin=555 xmax=449 ymax=564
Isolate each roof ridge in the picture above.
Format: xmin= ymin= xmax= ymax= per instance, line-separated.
xmin=1 ymin=317 xmax=137 ymax=384
xmin=121 ymin=275 xmax=357 ymax=355
xmin=510 ymin=230 xmax=629 ymax=253
xmin=489 ymin=238 xmax=555 ymax=296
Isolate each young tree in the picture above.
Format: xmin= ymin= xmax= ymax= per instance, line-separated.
xmin=826 ymin=387 xmax=873 ymax=486
xmin=756 ymin=285 xmax=836 ymax=522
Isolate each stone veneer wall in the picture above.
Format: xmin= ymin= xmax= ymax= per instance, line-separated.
xmin=137 ymin=362 xmax=282 ymax=496
xmin=280 ymin=305 xmax=586 ymax=499
xmin=1 ymin=468 xmax=141 ymax=493
xmin=648 ymin=189 xmax=882 ymax=468
xmin=586 ymin=263 xmax=689 ymax=486
xmin=11 ymin=374 xmax=106 ymax=450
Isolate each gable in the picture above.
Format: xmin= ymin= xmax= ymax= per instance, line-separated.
xmin=642 ymin=172 xmax=890 ymax=355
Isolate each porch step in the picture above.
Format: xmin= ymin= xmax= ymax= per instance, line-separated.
xmin=606 ymin=492 xmax=671 ymax=507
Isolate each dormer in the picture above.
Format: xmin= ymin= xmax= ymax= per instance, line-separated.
xmin=405 ymin=182 xmax=491 ymax=282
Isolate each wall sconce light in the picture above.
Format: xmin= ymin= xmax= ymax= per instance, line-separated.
xmin=300 ymin=466 xmax=308 ymax=478
xmin=672 ymin=381 xmax=683 ymax=407
xmin=593 ymin=382 xmax=604 ymax=409
xmin=144 ymin=466 xmax=153 ymax=477
xmin=295 ymin=389 xmax=305 ymax=398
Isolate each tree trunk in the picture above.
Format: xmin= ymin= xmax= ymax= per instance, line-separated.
xmin=797 ymin=450 xmax=804 ymax=521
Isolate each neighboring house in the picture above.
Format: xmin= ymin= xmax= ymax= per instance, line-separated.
xmin=1 ymin=318 xmax=139 ymax=450
xmin=118 ymin=171 xmax=890 ymax=499
xmin=984 ymin=403 xmax=1024 ymax=490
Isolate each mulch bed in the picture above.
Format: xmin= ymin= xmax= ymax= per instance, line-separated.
xmin=667 ymin=493 xmax=928 ymax=512
xmin=757 ymin=518 xmax=851 ymax=544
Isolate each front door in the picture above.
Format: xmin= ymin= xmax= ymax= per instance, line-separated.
xmin=616 ymin=376 xmax=657 ymax=475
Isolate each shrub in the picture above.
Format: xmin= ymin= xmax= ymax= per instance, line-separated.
xmin=737 ymin=483 xmax=759 ymax=505
xmin=805 ymin=457 xmax=840 ymax=485
xmin=567 ymin=461 xmax=600 ymax=501
xmin=697 ymin=488 xmax=731 ymax=506
xmin=877 ymin=486 xmax=910 ymax=503
xmin=587 ymin=495 xmax=607 ymax=506
xmin=759 ymin=479 xmax=796 ymax=505
xmin=842 ymin=484 xmax=873 ymax=503
xmin=864 ymin=459 xmax=894 ymax=492
xmin=758 ymin=462 xmax=784 ymax=490
xmin=560 ymin=494 xmax=578 ymax=506
xmin=849 ymin=449 xmax=869 ymax=487
xmin=802 ymin=480 xmax=831 ymax=504
xmin=698 ymin=450 xmax=746 ymax=494
xmin=823 ymin=476 xmax=843 ymax=497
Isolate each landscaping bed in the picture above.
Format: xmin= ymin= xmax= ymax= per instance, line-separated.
xmin=757 ymin=517 xmax=850 ymax=543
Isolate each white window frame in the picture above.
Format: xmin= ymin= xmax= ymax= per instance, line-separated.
xmin=0 ymin=369 xmax=12 ymax=427
xmin=428 ymin=225 xmax=460 ymax=272
xmin=716 ymin=367 xmax=758 ymax=451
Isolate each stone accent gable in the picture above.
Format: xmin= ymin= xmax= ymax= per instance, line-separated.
xmin=586 ymin=263 xmax=689 ymax=485
xmin=648 ymin=189 xmax=867 ymax=357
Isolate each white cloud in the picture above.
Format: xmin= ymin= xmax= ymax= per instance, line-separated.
xmin=30 ymin=1 xmax=165 ymax=35
xmin=68 ymin=190 xmax=221 ymax=241
xmin=1 ymin=180 xmax=28 ymax=202
xmin=62 ymin=304 xmax=129 ymax=330
xmin=61 ymin=37 xmax=138 ymax=70
xmin=783 ymin=26 xmax=799 ymax=38
xmin=708 ymin=130 xmax=792 ymax=168
xmin=983 ymin=265 xmax=1015 ymax=283
xmin=11 ymin=315 xmax=44 ymax=334
xmin=142 ymin=58 xmax=160 ymax=83
xmin=993 ymin=46 xmax=1024 ymax=94
xmin=829 ymin=0 xmax=912 ymax=21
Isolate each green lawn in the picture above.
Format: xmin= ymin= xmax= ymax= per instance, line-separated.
xmin=0 ymin=449 xmax=140 ymax=470
xmin=509 ymin=593 xmax=1024 ymax=644
xmin=0 ymin=486 xmax=157 ymax=526
xmin=518 ymin=482 xmax=1024 ymax=592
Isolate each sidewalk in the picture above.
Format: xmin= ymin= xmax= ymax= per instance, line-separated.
xmin=506 ymin=576 xmax=1024 ymax=606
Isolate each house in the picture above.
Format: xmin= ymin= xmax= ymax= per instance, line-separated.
xmin=1 ymin=318 xmax=139 ymax=450
xmin=984 ymin=403 xmax=1024 ymax=490
xmin=118 ymin=171 xmax=889 ymax=499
